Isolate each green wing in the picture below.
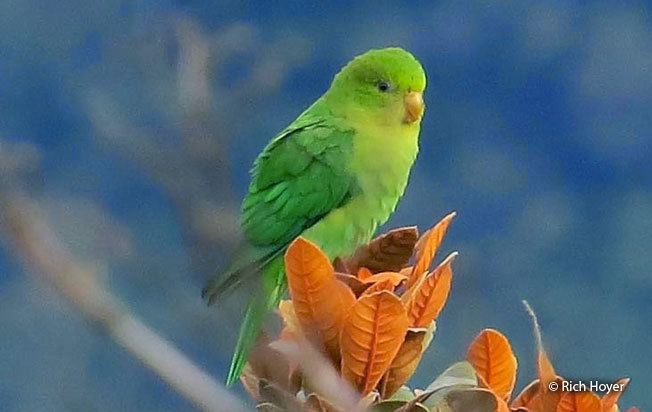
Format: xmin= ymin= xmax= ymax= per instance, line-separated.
xmin=202 ymin=109 xmax=356 ymax=304
xmin=242 ymin=114 xmax=356 ymax=247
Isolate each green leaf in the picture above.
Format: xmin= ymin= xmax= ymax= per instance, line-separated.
xmin=420 ymin=384 xmax=477 ymax=410
xmin=388 ymin=386 xmax=416 ymax=402
xmin=425 ymin=361 xmax=478 ymax=392
xmin=428 ymin=388 xmax=498 ymax=412
xmin=373 ymin=400 xmax=430 ymax=412
xmin=418 ymin=361 xmax=479 ymax=409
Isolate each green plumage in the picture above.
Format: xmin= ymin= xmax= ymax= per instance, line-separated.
xmin=242 ymin=109 xmax=356 ymax=247
xmin=202 ymin=47 xmax=427 ymax=385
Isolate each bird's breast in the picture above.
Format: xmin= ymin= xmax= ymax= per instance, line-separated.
xmin=351 ymin=120 xmax=420 ymax=202
xmin=302 ymin=121 xmax=419 ymax=260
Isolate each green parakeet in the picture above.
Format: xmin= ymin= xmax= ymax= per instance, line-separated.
xmin=203 ymin=47 xmax=426 ymax=385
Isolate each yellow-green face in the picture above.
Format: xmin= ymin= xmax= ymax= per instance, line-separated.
xmin=327 ymin=47 xmax=427 ymax=125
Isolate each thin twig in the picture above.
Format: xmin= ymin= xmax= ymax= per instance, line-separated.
xmin=269 ymin=338 xmax=361 ymax=412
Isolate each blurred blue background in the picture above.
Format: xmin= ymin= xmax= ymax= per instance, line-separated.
xmin=0 ymin=1 xmax=650 ymax=410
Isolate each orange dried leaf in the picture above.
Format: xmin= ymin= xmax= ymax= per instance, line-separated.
xmin=538 ymin=349 xmax=557 ymax=388
xmin=601 ymin=378 xmax=630 ymax=412
xmin=362 ymin=279 xmax=395 ymax=296
xmin=511 ymin=378 xmax=563 ymax=411
xmin=405 ymin=252 xmax=456 ymax=327
xmin=522 ymin=300 xmax=557 ymax=389
xmin=362 ymin=271 xmax=408 ymax=285
xmin=344 ymin=226 xmax=419 ymax=273
xmin=378 ymin=325 xmax=434 ymax=398
xmin=510 ymin=380 xmax=539 ymax=409
xmin=523 ymin=300 xmax=561 ymax=412
xmin=340 ymin=291 xmax=409 ymax=395
xmin=466 ymin=328 xmax=518 ymax=402
xmin=277 ymin=300 xmax=301 ymax=336
xmin=335 ymin=272 xmax=369 ymax=296
xmin=357 ymin=267 xmax=373 ymax=280
xmin=495 ymin=396 xmax=511 ymax=412
xmin=285 ymin=238 xmax=356 ymax=360
xmin=327 ymin=281 xmax=357 ymax=359
xmin=240 ymin=363 xmax=262 ymax=402
xmin=276 ymin=301 xmax=305 ymax=347
xmin=556 ymin=391 xmax=601 ymax=412
xmin=406 ymin=211 xmax=456 ymax=290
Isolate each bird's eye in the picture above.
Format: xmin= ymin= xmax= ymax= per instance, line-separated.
xmin=377 ymin=81 xmax=391 ymax=92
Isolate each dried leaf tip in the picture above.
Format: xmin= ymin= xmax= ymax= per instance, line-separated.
xmin=601 ymin=377 xmax=631 ymax=411
xmin=407 ymin=212 xmax=458 ymax=290
xmin=522 ymin=300 xmax=557 ymax=386
xmin=443 ymin=251 xmax=459 ymax=264
xmin=522 ymin=300 xmax=543 ymax=354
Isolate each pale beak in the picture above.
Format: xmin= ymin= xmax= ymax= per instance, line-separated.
xmin=403 ymin=91 xmax=424 ymax=124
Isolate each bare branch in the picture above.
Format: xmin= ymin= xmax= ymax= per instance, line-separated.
xmin=269 ymin=338 xmax=361 ymax=412
xmin=0 ymin=193 xmax=249 ymax=412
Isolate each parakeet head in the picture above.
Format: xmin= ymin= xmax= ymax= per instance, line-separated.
xmin=325 ymin=47 xmax=426 ymax=125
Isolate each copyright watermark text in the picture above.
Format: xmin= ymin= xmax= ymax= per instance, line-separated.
xmin=548 ymin=380 xmax=626 ymax=393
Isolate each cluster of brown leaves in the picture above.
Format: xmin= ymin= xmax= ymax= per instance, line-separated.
xmin=240 ymin=212 xmax=637 ymax=412
xmin=287 ymin=212 xmax=456 ymax=395
xmin=465 ymin=326 xmax=635 ymax=412
xmin=242 ymin=212 xmax=457 ymax=411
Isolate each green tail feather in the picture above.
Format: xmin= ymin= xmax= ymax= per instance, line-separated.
xmin=202 ymin=244 xmax=281 ymax=306
xmin=225 ymin=257 xmax=286 ymax=386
